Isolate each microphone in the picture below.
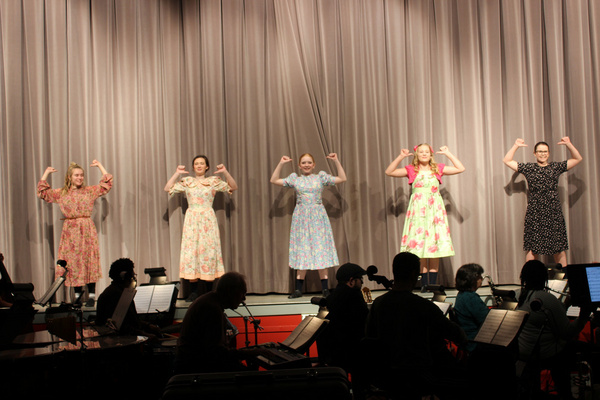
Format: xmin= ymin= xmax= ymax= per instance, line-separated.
xmin=242 ymin=302 xmax=263 ymax=331
xmin=57 ymin=259 xmax=67 ymax=268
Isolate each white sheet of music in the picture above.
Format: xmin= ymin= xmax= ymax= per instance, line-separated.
xmin=548 ymin=280 xmax=567 ymax=299
xmin=134 ymin=284 xmax=175 ymax=314
xmin=474 ymin=309 xmax=505 ymax=344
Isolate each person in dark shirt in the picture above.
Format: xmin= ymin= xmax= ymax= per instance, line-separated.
xmin=318 ymin=262 xmax=369 ymax=371
xmin=175 ymin=271 xmax=252 ymax=374
xmin=365 ymin=252 xmax=467 ymax=399
xmin=96 ymin=258 xmax=161 ymax=338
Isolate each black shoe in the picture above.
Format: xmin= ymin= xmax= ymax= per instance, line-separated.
xmin=322 ymin=289 xmax=330 ymax=297
xmin=85 ymin=298 xmax=95 ymax=308
xmin=288 ymin=290 xmax=302 ymax=299
xmin=186 ymin=292 xmax=199 ymax=302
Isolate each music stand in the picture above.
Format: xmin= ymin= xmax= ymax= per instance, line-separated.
xmin=37 ymin=273 xmax=67 ymax=307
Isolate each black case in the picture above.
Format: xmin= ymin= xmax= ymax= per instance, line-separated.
xmin=162 ymin=367 xmax=351 ymax=400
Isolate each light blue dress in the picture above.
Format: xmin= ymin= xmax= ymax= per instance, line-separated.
xmin=283 ymin=172 xmax=339 ymax=270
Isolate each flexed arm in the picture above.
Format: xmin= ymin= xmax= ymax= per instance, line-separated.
xmin=503 ymin=139 xmax=527 ymax=172
xmin=385 ymin=149 xmax=412 ymax=177
xmin=164 ymin=165 xmax=189 ymax=192
xmin=270 ymin=156 xmax=292 ymax=187
xmin=214 ymin=164 xmax=238 ymax=192
xmin=90 ymin=160 xmax=109 ymax=176
xmin=558 ymin=137 xmax=583 ymax=170
xmin=437 ymin=146 xmax=465 ymax=176
xmin=40 ymin=166 xmax=57 ymax=181
xmin=326 ymin=153 xmax=346 ymax=184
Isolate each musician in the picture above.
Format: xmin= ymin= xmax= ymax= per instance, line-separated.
xmin=318 ymin=263 xmax=369 ymax=371
xmin=453 ymin=263 xmax=489 ymax=353
xmin=517 ymin=260 xmax=592 ymax=399
xmin=365 ymin=252 xmax=467 ymax=399
xmin=96 ymin=258 xmax=161 ymax=338
xmin=175 ymin=271 xmax=251 ymax=374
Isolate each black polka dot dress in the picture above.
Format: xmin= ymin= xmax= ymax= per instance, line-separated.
xmin=517 ymin=161 xmax=568 ymax=255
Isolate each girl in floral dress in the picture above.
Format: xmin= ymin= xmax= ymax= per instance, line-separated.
xmin=270 ymin=153 xmax=347 ymax=298
xmin=38 ymin=160 xmax=113 ymax=306
xmin=165 ymin=155 xmax=237 ymax=302
xmin=385 ymin=145 xmax=465 ymax=286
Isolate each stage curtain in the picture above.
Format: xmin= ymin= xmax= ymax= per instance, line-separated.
xmin=0 ymin=0 xmax=598 ymax=297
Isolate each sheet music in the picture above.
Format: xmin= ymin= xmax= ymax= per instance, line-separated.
xmin=433 ymin=301 xmax=451 ymax=316
xmin=474 ymin=309 xmax=505 ymax=343
xmin=548 ymin=280 xmax=567 ymax=299
xmin=134 ymin=284 xmax=175 ymax=314
xmin=112 ymin=287 xmax=136 ymax=330
xmin=586 ymin=267 xmax=600 ymax=302
xmin=492 ymin=311 xmax=527 ymax=346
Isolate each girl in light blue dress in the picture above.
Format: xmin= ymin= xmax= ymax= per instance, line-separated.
xmin=271 ymin=153 xmax=347 ymax=298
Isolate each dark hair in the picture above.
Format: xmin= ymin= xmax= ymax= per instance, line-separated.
xmin=534 ymin=141 xmax=549 ymax=152
xmin=455 ymin=263 xmax=484 ymax=292
xmin=517 ymin=260 xmax=548 ymax=306
xmin=392 ymin=252 xmax=420 ymax=281
xmin=192 ymin=155 xmax=210 ymax=171
xmin=109 ymin=258 xmax=135 ymax=282
xmin=216 ymin=272 xmax=247 ymax=295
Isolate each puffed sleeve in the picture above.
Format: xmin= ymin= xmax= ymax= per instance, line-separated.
xmin=282 ymin=173 xmax=298 ymax=188
xmin=37 ymin=180 xmax=61 ymax=203
xmin=168 ymin=177 xmax=192 ymax=197
xmin=209 ymin=176 xmax=233 ymax=194
xmin=94 ymin=174 xmax=113 ymax=196
xmin=317 ymin=171 xmax=336 ymax=186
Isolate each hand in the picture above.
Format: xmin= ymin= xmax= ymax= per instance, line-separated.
xmin=515 ymin=138 xmax=527 ymax=147
xmin=44 ymin=167 xmax=57 ymax=175
xmin=326 ymin=153 xmax=339 ymax=161
xmin=280 ymin=156 xmax=292 ymax=164
xmin=214 ymin=164 xmax=227 ymax=174
xmin=558 ymin=136 xmax=571 ymax=146
xmin=436 ymin=146 xmax=450 ymax=155
xmin=90 ymin=160 xmax=101 ymax=168
xmin=400 ymin=149 xmax=413 ymax=157
xmin=175 ymin=165 xmax=189 ymax=175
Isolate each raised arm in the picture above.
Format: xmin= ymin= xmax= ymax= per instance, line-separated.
xmin=40 ymin=166 xmax=57 ymax=181
xmin=436 ymin=146 xmax=465 ymax=176
xmin=385 ymin=149 xmax=412 ymax=178
xmin=214 ymin=164 xmax=238 ymax=192
xmin=90 ymin=160 xmax=109 ymax=176
xmin=326 ymin=153 xmax=346 ymax=184
xmin=558 ymin=137 xmax=583 ymax=170
xmin=164 ymin=165 xmax=189 ymax=192
xmin=270 ymin=156 xmax=292 ymax=187
xmin=503 ymin=139 xmax=527 ymax=172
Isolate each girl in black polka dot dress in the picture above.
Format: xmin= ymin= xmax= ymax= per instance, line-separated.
xmin=503 ymin=137 xmax=583 ymax=266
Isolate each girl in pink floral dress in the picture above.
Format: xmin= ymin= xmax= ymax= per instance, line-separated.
xmin=165 ymin=155 xmax=238 ymax=302
xmin=385 ymin=145 xmax=465 ymax=286
xmin=38 ymin=160 xmax=113 ymax=306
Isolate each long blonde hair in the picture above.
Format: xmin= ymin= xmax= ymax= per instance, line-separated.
xmin=61 ymin=162 xmax=85 ymax=195
xmin=412 ymin=143 xmax=439 ymax=174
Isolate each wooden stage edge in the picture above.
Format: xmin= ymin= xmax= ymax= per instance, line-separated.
xmin=29 ymin=284 xmax=521 ymax=324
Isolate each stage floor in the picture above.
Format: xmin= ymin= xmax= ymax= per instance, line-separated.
xmin=28 ymin=284 xmax=521 ymax=324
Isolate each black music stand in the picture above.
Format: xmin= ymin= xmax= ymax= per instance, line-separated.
xmin=37 ymin=270 xmax=68 ymax=307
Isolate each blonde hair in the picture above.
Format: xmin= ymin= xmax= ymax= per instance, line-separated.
xmin=412 ymin=143 xmax=439 ymax=175
xmin=61 ymin=162 xmax=85 ymax=195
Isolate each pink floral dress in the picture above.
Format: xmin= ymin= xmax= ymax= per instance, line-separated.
xmin=37 ymin=175 xmax=113 ymax=287
xmin=400 ymin=169 xmax=454 ymax=258
xmin=169 ymin=176 xmax=232 ymax=281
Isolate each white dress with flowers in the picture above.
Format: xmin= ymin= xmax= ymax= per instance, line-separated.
xmin=169 ymin=176 xmax=232 ymax=280
xmin=400 ymin=170 xmax=455 ymax=258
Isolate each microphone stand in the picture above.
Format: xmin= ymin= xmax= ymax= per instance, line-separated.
xmin=234 ymin=303 xmax=263 ymax=347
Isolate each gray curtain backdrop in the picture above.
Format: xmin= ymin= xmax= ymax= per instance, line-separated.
xmin=1 ymin=0 xmax=598 ymax=298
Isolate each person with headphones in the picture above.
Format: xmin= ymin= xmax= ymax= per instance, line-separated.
xmin=96 ymin=258 xmax=161 ymax=338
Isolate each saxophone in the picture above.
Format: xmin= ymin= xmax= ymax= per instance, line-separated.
xmin=485 ymin=275 xmax=503 ymax=307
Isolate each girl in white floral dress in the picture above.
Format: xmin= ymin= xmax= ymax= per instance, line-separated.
xmin=271 ymin=153 xmax=347 ymax=298
xmin=385 ymin=145 xmax=465 ymax=286
xmin=165 ymin=155 xmax=238 ymax=301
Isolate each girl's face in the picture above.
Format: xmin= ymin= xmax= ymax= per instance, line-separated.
xmin=416 ymin=145 xmax=432 ymax=164
xmin=193 ymin=157 xmax=209 ymax=176
xmin=534 ymin=144 xmax=549 ymax=165
xmin=71 ymin=168 xmax=85 ymax=188
xmin=299 ymin=155 xmax=315 ymax=175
